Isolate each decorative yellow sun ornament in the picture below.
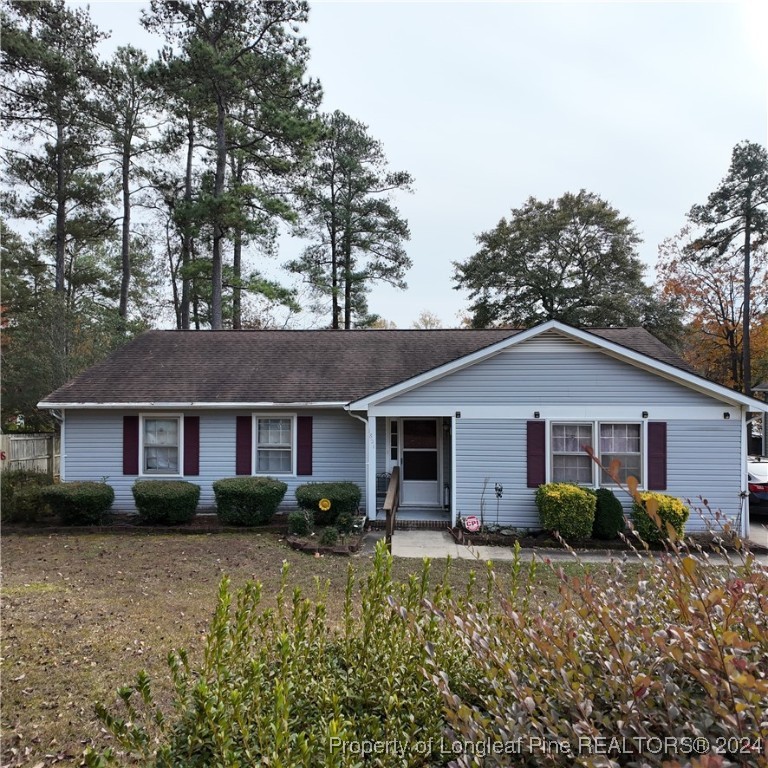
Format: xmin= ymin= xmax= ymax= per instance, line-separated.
xmin=318 ymin=498 xmax=331 ymax=512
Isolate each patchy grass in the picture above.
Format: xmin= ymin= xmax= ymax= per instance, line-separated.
xmin=2 ymin=531 xmax=621 ymax=767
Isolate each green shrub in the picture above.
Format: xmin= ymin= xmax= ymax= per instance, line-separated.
xmin=592 ymin=487 xmax=625 ymax=539
xmin=92 ymin=538 xmax=768 ymax=768
xmin=295 ymin=481 xmax=361 ymax=526
xmin=287 ymin=509 xmax=313 ymax=536
xmin=92 ymin=544 xmax=472 ymax=767
xmin=213 ymin=477 xmax=287 ymax=526
xmin=335 ymin=511 xmax=353 ymax=535
xmin=41 ymin=481 xmax=114 ymax=525
xmin=632 ymin=491 xmax=690 ymax=543
xmin=0 ymin=469 xmax=52 ymax=523
xmin=535 ymin=482 xmax=596 ymax=540
xmin=132 ymin=480 xmax=200 ymax=524
xmin=319 ymin=526 xmax=339 ymax=546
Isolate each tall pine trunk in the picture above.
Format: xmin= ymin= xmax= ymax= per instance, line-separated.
xmin=211 ymin=101 xmax=227 ymax=330
xmin=743 ymin=196 xmax=752 ymax=396
xmin=55 ymin=121 xmax=66 ymax=294
xmin=119 ymin=139 xmax=131 ymax=320
xmin=181 ymin=113 xmax=195 ymax=330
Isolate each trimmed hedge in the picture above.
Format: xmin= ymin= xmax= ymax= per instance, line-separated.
xmin=41 ymin=481 xmax=114 ymax=525
xmin=213 ymin=477 xmax=287 ymax=526
xmin=132 ymin=480 xmax=200 ymax=525
xmin=535 ymin=482 xmax=596 ymax=540
xmin=592 ymin=487 xmax=626 ymax=540
xmin=295 ymin=482 xmax=361 ymax=526
xmin=0 ymin=469 xmax=52 ymax=523
xmin=287 ymin=509 xmax=313 ymax=536
xmin=632 ymin=491 xmax=689 ymax=543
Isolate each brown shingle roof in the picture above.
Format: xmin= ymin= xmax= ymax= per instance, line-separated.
xmin=39 ymin=326 xmax=693 ymax=406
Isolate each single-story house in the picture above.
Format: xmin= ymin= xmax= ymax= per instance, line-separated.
xmin=39 ymin=320 xmax=767 ymax=537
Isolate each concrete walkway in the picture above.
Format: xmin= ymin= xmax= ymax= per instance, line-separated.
xmin=387 ymin=529 xmax=768 ymax=564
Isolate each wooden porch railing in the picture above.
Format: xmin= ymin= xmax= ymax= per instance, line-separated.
xmin=384 ymin=465 xmax=400 ymax=552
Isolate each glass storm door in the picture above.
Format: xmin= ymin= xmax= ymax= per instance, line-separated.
xmin=401 ymin=419 xmax=440 ymax=505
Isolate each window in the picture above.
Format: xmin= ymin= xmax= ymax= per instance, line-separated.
xmin=551 ymin=423 xmax=593 ymax=484
xmin=255 ymin=417 xmax=293 ymax=474
xmin=143 ymin=416 xmax=181 ymax=474
xmin=599 ymin=423 xmax=641 ymax=484
xmin=548 ymin=421 xmax=643 ymax=486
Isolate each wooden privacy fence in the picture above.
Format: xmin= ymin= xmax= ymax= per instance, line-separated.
xmin=0 ymin=433 xmax=60 ymax=480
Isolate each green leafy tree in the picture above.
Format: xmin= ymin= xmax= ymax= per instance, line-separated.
xmin=454 ymin=190 xmax=650 ymax=328
xmin=288 ymin=111 xmax=413 ymax=329
xmin=142 ymin=0 xmax=322 ymax=330
xmin=1 ymin=0 xmax=112 ymax=294
xmin=687 ymin=141 xmax=768 ymax=396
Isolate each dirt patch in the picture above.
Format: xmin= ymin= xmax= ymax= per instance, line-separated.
xmin=0 ymin=530 xmax=623 ymax=766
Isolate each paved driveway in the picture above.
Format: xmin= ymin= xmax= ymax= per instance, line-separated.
xmin=749 ymin=511 xmax=768 ymax=550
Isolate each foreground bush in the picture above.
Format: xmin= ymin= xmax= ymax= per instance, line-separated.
xmin=132 ymin=480 xmax=200 ymax=524
xmin=430 ymin=538 xmax=767 ymax=768
xmin=535 ymin=482 xmax=596 ymax=540
xmin=632 ymin=491 xmax=689 ymax=543
xmin=0 ymin=469 xmax=52 ymax=523
xmin=295 ymin=481 xmax=361 ymax=526
xmin=90 ymin=544 xmax=473 ymax=767
xmin=90 ymin=533 xmax=768 ymax=768
xmin=41 ymin=481 xmax=114 ymax=525
xmin=213 ymin=477 xmax=287 ymax=526
xmin=592 ymin=487 xmax=626 ymax=539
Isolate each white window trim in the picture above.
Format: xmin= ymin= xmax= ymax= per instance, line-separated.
xmin=139 ymin=413 xmax=184 ymax=477
xmin=547 ymin=420 xmax=646 ymax=489
xmin=252 ymin=413 xmax=297 ymax=476
xmin=597 ymin=421 xmax=644 ymax=489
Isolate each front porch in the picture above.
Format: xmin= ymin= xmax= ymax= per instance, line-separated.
xmin=362 ymin=414 xmax=456 ymax=525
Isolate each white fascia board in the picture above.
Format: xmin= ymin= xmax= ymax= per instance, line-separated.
xmin=368 ymin=404 xmax=740 ymax=420
xmin=348 ymin=319 xmax=768 ymax=412
xmin=38 ymin=401 xmax=349 ymax=410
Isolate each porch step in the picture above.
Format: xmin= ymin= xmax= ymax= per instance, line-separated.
xmin=369 ymin=519 xmax=452 ymax=532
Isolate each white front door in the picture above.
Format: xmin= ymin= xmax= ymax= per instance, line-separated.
xmin=400 ymin=418 xmax=441 ymax=506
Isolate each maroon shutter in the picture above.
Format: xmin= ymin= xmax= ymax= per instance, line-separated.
xmin=236 ymin=416 xmax=252 ymax=475
xmin=123 ymin=415 xmax=140 ymax=475
xmin=296 ymin=416 xmax=313 ymax=476
xmin=183 ymin=416 xmax=200 ymax=476
xmin=647 ymin=422 xmax=667 ymax=490
xmin=526 ymin=420 xmax=546 ymax=488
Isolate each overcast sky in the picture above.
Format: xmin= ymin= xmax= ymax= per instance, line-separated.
xmin=80 ymin=0 xmax=768 ymax=328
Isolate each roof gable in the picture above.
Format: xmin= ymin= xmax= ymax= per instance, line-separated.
xmin=348 ymin=321 xmax=768 ymax=412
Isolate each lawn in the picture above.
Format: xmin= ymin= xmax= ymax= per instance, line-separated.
xmin=1 ymin=531 xmax=616 ymax=767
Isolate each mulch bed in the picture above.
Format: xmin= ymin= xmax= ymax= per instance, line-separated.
xmin=285 ymin=532 xmax=366 ymax=556
xmin=449 ymin=526 xmax=768 ymax=555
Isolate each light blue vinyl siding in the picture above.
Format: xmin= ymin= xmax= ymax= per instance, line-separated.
xmin=453 ymin=419 xmax=743 ymax=532
xmin=64 ymin=409 xmax=366 ymax=514
xmin=666 ymin=420 xmax=743 ymax=532
xmin=386 ymin=334 xmax=718 ymax=408
xmin=455 ymin=420 xmax=535 ymax=527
